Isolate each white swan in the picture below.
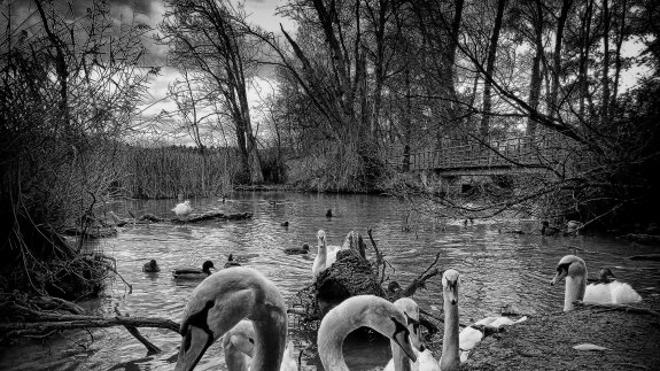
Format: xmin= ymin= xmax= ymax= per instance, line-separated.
xmin=551 ymin=255 xmax=642 ymax=311
xmin=172 ymin=200 xmax=193 ymax=217
xmin=458 ymin=315 xmax=527 ymax=363
xmin=439 ymin=269 xmax=460 ymax=371
xmin=223 ymin=320 xmax=297 ymax=371
xmin=174 ymin=267 xmax=287 ymax=371
xmin=384 ymin=297 xmax=440 ymax=371
xmin=312 ymin=230 xmax=343 ymax=276
xmin=317 ymin=295 xmax=417 ymax=371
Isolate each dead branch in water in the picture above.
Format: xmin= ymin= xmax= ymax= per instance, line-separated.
xmin=398 ymin=252 xmax=442 ymax=298
xmin=114 ymin=308 xmax=163 ymax=355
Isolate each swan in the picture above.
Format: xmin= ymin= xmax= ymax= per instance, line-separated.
xmin=317 ymin=295 xmax=417 ymax=370
xmin=142 ymin=259 xmax=160 ymax=272
xmin=172 ymin=260 xmax=215 ymax=279
xmin=174 ymin=267 xmax=287 ymax=371
xmin=551 ymin=255 xmax=642 ymax=311
xmin=439 ymin=269 xmax=460 ymax=371
xmin=172 ymin=200 xmax=193 ymax=217
xmin=223 ymin=320 xmax=298 ymax=371
xmin=458 ymin=315 xmax=527 ymax=363
xmin=312 ymin=230 xmax=343 ymax=276
xmin=384 ymin=297 xmax=439 ymax=371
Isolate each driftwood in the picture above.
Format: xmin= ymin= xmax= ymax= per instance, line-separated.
xmin=2 ymin=298 xmax=180 ymax=355
xmin=109 ymin=211 xmax=253 ymax=225
xmin=289 ymin=230 xmax=442 ymax=335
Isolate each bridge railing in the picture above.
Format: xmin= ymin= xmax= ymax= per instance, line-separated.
xmin=392 ymin=132 xmax=584 ymax=172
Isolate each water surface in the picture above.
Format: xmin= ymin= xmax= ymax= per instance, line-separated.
xmin=2 ymin=192 xmax=659 ymax=370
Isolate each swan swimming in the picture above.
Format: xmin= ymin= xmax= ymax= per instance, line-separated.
xmin=312 ymin=230 xmax=343 ymax=276
xmin=172 ymin=200 xmax=193 ymax=217
xmin=384 ymin=297 xmax=440 ymax=371
xmin=317 ymin=295 xmax=417 ymax=370
xmin=223 ymin=320 xmax=297 ymax=371
xmin=174 ymin=267 xmax=287 ymax=371
xmin=551 ymin=255 xmax=642 ymax=311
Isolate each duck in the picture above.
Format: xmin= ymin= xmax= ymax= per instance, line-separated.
xmin=384 ymin=297 xmax=440 ymax=371
xmin=172 ymin=260 xmax=215 ymax=279
xmin=172 ymin=200 xmax=193 ymax=218
xmin=551 ymin=255 xmax=642 ymax=311
xmin=142 ymin=259 xmax=160 ymax=273
xmin=280 ymin=221 xmax=289 ymax=227
xmin=326 ymin=209 xmax=333 ymax=218
xmin=283 ymin=244 xmax=310 ymax=255
xmin=587 ymin=267 xmax=616 ymax=283
xmin=312 ymin=230 xmax=344 ymax=276
xmin=224 ymin=254 xmax=241 ymax=268
xmin=223 ymin=320 xmax=298 ymax=371
xmin=174 ymin=267 xmax=287 ymax=371
xmin=317 ymin=295 xmax=417 ymax=370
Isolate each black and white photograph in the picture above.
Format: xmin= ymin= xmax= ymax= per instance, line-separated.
xmin=1 ymin=0 xmax=659 ymax=369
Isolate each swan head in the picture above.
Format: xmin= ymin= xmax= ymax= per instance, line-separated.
xmin=369 ymin=301 xmax=417 ymax=363
xmin=393 ymin=297 xmax=424 ymax=351
xmin=317 ymin=230 xmax=326 ymax=241
xmin=224 ymin=320 xmax=256 ymax=357
xmin=551 ymin=255 xmax=586 ymax=285
xmin=442 ymin=269 xmax=460 ymax=305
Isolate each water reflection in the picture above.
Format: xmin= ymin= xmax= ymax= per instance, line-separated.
xmin=1 ymin=192 xmax=659 ymax=370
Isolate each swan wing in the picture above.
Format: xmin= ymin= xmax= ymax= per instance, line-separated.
xmin=459 ymin=326 xmax=484 ymax=352
xmin=278 ymin=341 xmax=298 ymax=371
xmin=585 ymin=281 xmax=642 ymax=305
xmin=609 ymin=281 xmax=642 ymax=304
xmin=414 ymin=349 xmax=440 ymax=371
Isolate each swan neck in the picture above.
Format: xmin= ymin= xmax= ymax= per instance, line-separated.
xmin=441 ymin=295 xmax=459 ymax=370
xmin=564 ymin=275 xmax=586 ymax=311
xmin=317 ymin=306 xmax=360 ymax=371
xmin=250 ymin=314 xmax=287 ymax=371
xmin=390 ymin=340 xmax=413 ymax=371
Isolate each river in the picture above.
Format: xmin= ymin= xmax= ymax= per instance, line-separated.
xmin=2 ymin=192 xmax=659 ymax=370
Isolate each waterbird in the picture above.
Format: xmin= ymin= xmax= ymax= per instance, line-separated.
xmin=326 ymin=209 xmax=333 ymax=217
xmin=541 ymin=221 xmax=560 ymax=236
xmin=174 ymin=267 xmax=287 ymax=371
xmin=551 ymin=255 xmax=642 ymax=311
xmin=281 ymin=221 xmax=289 ymax=227
xmin=172 ymin=200 xmax=193 ymax=218
xmin=223 ymin=320 xmax=298 ymax=371
xmin=317 ymin=295 xmax=417 ymax=370
xmin=283 ymin=244 xmax=310 ymax=255
xmin=224 ymin=254 xmax=241 ymax=268
xmin=587 ymin=267 xmax=617 ymax=283
xmin=172 ymin=260 xmax=215 ymax=279
xmin=142 ymin=259 xmax=160 ymax=273
xmin=312 ymin=230 xmax=344 ymax=276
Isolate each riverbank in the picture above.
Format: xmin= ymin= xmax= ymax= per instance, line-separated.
xmin=456 ymin=305 xmax=660 ymax=370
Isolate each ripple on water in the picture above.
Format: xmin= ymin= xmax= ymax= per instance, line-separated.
xmin=2 ymin=192 xmax=659 ymax=371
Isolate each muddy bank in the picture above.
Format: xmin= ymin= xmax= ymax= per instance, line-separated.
xmin=454 ymin=307 xmax=660 ymax=370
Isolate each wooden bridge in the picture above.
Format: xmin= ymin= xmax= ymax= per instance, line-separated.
xmin=393 ymin=133 xmax=584 ymax=176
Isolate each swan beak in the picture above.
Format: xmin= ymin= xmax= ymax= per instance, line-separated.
xmin=551 ymin=270 xmax=566 ymax=286
xmin=393 ymin=330 xmax=418 ymax=363
xmin=175 ymin=326 xmax=213 ymax=371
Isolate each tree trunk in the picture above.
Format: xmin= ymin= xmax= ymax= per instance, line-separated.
xmin=402 ymin=66 xmax=413 ymax=172
xmin=601 ymin=0 xmax=611 ymax=124
xmin=480 ymin=0 xmax=507 ymax=138
xmin=549 ymin=0 xmax=572 ymax=117
xmin=611 ymin=0 xmax=627 ymax=112
xmin=579 ymin=0 xmax=594 ymax=117
xmin=526 ymin=0 xmax=544 ymax=137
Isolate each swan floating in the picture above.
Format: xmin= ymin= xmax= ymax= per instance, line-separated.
xmin=223 ymin=320 xmax=297 ymax=371
xmin=317 ymin=295 xmax=417 ymax=370
xmin=458 ymin=315 xmax=527 ymax=363
xmin=551 ymin=255 xmax=642 ymax=311
xmin=312 ymin=230 xmax=343 ymax=276
xmin=172 ymin=200 xmax=193 ymax=217
xmin=172 ymin=260 xmax=215 ymax=280
xmin=384 ymin=297 xmax=439 ymax=371
xmin=174 ymin=267 xmax=287 ymax=371
xmin=224 ymin=254 xmax=241 ymax=268
xmin=142 ymin=259 xmax=160 ymax=272
xmin=283 ymin=244 xmax=310 ymax=255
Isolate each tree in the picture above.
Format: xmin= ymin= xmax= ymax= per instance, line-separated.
xmin=160 ymin=0 xmax=264 ymax=184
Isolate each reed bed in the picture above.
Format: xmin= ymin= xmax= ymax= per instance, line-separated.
xmin=113 ymin=146 xmax=240 ymax=199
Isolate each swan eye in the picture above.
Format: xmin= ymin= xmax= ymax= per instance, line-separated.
xmin=557 ymin=263 xmax=569 ymax=273
xmin=248 ymin=338 xmax=254 ymax=344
